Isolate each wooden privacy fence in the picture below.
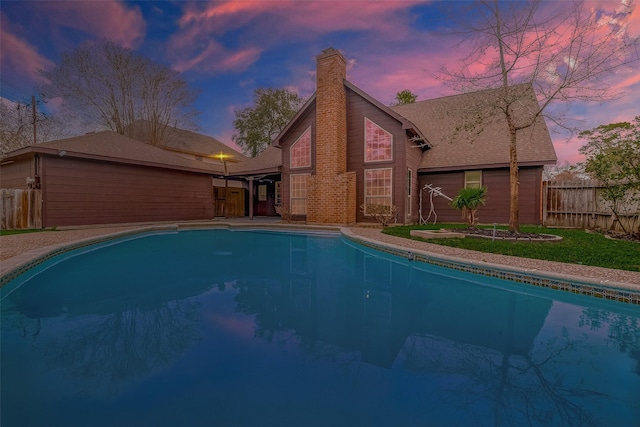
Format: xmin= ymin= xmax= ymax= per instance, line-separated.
xmin=1 ymin=189 xmax=42 ymax=230
xmin=543 ymin=180 xmax=640 ymax=231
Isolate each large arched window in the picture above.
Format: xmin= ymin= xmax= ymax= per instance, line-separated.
xmin=290 ymin=127 xmax=311 ymax=168
xmin=364 ymin=118 xmax=392 ymax=162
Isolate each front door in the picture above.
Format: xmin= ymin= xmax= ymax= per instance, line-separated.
xmin=256 ymin=184 xmax=268 ymax=216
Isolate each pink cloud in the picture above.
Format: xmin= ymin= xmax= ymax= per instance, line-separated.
xmin=40 ymin=1 xmax=146 ymax=48
xmin=220 ymin=47 xmax=263 ymax=72
xmin=169 ymin=0 xmax=421 ymax=75
xmin=171 ymin=38 xmax=262 ymax=74
xmin=0 ymin=21 xmax=54 ymax=86
xmin=180 ymin=1 xmax=265 ymax=27
xmin=179 ymin=0 xmax=418 ymax=37
xmin=553 ymin=139 xmax=586 ymax=164
xmin=173 ymin=40 xmax=225 ymax=72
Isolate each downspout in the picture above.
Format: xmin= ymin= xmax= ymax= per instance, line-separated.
xmin=34 ymin=153 xmax=44 ymax=228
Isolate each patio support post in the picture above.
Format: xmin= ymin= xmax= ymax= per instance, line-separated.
xmin=248 ymin=177 xmax=254 ymax=220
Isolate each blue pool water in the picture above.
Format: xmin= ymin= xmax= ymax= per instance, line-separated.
xmin=1 ymin=229 xmax=639 ymax=426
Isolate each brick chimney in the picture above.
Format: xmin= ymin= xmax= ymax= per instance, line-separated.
xmin=306 ymin=48 xmax=356 ymax=224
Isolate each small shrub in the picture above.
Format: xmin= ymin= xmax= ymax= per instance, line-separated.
xmin=274 ymin=205 xmax=292 ymax=223
xmin=360 ymin=204 xmax=397 ymax=227
xmin=450 ymin=186 xmax=487 ymax=228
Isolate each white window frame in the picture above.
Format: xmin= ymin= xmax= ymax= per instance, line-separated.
xmin=290 ymin=127 xmax=312 ymax=169
xmin=464 ymin=170 xmax=483 ymax=189
xmin=275 ymin=181 xmax=282 ymax=206
xmin=363 ymin=168 xmax=393 ymax=216
xmin=364 ymin=118 xmax=393 ymax=163
xmin=258 ymin=184 xmax=267 ymax=201
xmin=290 ymin=173 xmax=310 ymax=215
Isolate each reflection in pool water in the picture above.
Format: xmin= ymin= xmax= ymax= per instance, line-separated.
xmin=1 ymin=229 xmax=639 ymax=426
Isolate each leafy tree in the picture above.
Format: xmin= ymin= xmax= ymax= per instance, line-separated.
xmin=437 ymin=0 xmax=640 ymax=232
xmin=38 ymin=40 xmax=199 ymax=146
xmin=579 ymin=117 xmax=640 ymax=232
xmin=451 ymin=186 xmax=487 ymax=228
xmin=392 ymin=89 xmax=417 ymax=106
xmin=233 ymin=88 xmax=303 ymax=157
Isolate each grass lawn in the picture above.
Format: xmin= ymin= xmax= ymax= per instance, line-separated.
xmin=384 ymin=224 xmax=640 ymax=272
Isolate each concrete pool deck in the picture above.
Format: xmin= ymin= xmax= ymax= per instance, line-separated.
xmin=1 ymin=219 xmax=639 ymax=299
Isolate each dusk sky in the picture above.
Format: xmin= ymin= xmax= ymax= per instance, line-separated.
xmin=1 ymin=0 xmax=639 ymax=164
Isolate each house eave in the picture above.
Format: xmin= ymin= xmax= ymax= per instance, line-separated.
xmin=419 ymin=159 xmax=556 ymax=173
xmin=273 ymin=94 xmax=317 ymax=147
xmin=16 ymin=147 xmax=223 ymax=175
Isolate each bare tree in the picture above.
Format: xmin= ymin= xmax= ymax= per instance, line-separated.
xmin=436 ymin=0 xmax=640 ymax=232
xmin=0 ymin=97 xmax=68 ymax=156
xmin=38 ymin=40 xmax=199 ymax=146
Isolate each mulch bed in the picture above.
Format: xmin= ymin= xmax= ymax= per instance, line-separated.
xmin=605 ymin=231 xmax=640 ymax=243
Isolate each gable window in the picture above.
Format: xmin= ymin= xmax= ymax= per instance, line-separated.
xmin=465 ymin=170 xmax=482 ymax=188
xmin=364 ymin=118 xmax=392 ymax=162
xmin=364 ymin=168 xmax=392 ymax=215
xmin=290 ymin=174 xmax=309 ymax=215
xmin=407 ymin=168 xmax=412 ymax=217
xmin=290 ymin=127 xmax=311 ymax=169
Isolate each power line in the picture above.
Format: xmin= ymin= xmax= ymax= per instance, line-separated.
xmin=0 ymin=78 xmax=37 ymax=103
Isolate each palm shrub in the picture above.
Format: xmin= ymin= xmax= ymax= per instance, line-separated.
xmin=451 ymin=186 xmax=487 ymax=228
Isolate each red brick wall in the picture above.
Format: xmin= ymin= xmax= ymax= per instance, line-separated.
xmin=307 ymin=48 xmax=356 ymax=224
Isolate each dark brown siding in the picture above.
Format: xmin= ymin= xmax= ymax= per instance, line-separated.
xmin=346 ymin=88 xmax=409 ymax=223
xmin=41 ymin=156 xmax=214 ymax=227
xmin=419 ymin=166 xmax=543 ymax=225
xmin=0 ymin=157 xmax=35 ymax=189
xmin=280 ymin=104 xmax=316 ymax=218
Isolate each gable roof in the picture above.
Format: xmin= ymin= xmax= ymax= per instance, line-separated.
xmin=392 ymin=84 xmax=557 ymax=171
xmin=128 ymin=120 xmax=246 ymax=163
xmin=274 ymin=81 xmax=429 ymax=147
xmin=344 ymin=81 xmax=429 ymax=144
xmin=4 ymin=131 xmax=225 ymax=174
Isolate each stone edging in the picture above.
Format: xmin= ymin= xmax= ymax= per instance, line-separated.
xmin=0 ymin=222 xmax=340 ymax=287
xmin=410 ymin=229 xmax=563 ymax=242
xmin=341 ymin=228 xmax=640 ymax=305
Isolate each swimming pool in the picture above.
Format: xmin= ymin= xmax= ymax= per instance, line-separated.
xmin=1 ymin=229 xmax=639 ymax=426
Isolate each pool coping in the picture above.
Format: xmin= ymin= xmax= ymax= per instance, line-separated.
xmin=0 ymin=222 xmax=341 ymax=287
xmin=1 ymin=222 xmax=639 ymax=305
xmin=340 ymin=228 xmax=640 ymax=305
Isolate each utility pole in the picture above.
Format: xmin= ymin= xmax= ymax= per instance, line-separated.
xmin=32 ymin=95 xmax=37 ymax=145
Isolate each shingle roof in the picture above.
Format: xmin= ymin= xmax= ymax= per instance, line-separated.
xmin=228 ymin=145 xmax=281 ymax=175
xmin=129 ymin=120 xmax=247 ymax=162
xmin=16 ymin=131 xmax=224 ymax=174
xmin=392 ymin=84 xmax=557 ymax=171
